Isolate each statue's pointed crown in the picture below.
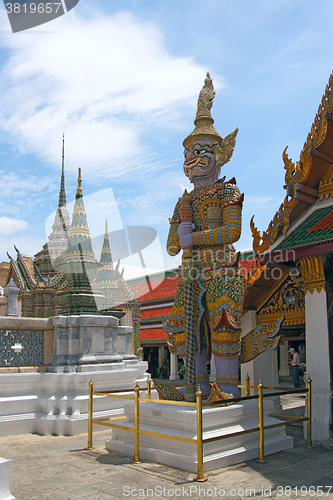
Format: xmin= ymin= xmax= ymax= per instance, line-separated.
xmin=183 ymin=72 xmax=223 ymax=148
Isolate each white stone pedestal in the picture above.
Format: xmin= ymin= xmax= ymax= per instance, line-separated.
xmin=0 ymin=362 xmax=148 ymax=437
xmin=106 ymin=400 xmax=293 ymax=472
xmin=0 ymin=458 xmax=15 ymax=500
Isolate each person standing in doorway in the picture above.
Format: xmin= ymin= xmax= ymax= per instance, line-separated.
xmin=289 ymin=348 xmax=300 ymax=388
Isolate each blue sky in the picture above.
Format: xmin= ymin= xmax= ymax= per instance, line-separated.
xmin=0 ymin=0 xmax=332 ymax=278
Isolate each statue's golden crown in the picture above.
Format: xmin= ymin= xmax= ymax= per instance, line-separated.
xmin=183 ymin=73 xmax=238 ymax=167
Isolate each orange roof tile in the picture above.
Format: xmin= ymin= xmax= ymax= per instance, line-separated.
xmin=131 ymin=259 xmax=258 ymax=305
xmin=308 ymin=210 xmax=333 ymax=232
xmin=240 ymin=258 xmax=259 ymax=281
xmin=140 ymin=328 xmax=167 ymax=341
xmin=130 ymin=276 xmax=178 ymax=302
xmin=140 ymin=305 xmax=173 ymax=319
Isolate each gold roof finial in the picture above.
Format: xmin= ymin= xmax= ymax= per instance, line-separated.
xmin=105 ymin=219 xmax=108 ymax=237
xmin=76 ymin=167 xmax=82 ymax=198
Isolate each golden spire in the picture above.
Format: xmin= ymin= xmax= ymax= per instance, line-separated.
xmin=58 ymin=132 xmax=67 ymax=208
xmin=76 ymin=167 xmax=82 ymax=198
xmin=105 ymin=219 xmax=108 ymax=237
xmin=62 ymin=132 xmax=65 ymax=171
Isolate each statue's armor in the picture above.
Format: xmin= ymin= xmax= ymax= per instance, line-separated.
xmin=163 ymin=180 xmax=244 ymax=360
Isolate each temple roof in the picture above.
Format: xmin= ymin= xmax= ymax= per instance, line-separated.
xmin=140 ymin=327 xmax=167 ymax=344
xmin=251 ymin=71 xmax=333 ymax=255
xmin=275 ymin=205 xmax=333 ymax=251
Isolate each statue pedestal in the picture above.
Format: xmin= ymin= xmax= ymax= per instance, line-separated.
xmin=106 ymin=400 xmax=293 ymax=472
xmin=0 ymin=458 xmax=15 ymax=500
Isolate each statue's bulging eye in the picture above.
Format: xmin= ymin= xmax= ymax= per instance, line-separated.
xmin=194 ymin=148 xmax=215 ymax=156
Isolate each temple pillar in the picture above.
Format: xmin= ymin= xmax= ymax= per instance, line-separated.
xmin=300 ymin=256 xmax=331 ymax=441
xmin=305 ymin=289 xmax=331 ymax=440
xmin=241 ymin=310 xmax=256 ymax=395
xmin=279 ymin=341 xmax=290 ymax=377
xmin=169 ymin=352 xmax=179 ymax=381
xmin=241 ymin=310 xmax=281 ymax=411
xmin=158 ymin=346 xmax=165 ymax=370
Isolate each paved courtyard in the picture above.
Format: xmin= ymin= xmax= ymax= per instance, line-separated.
xmin=2 ymin=418 xmax=333 ymax=500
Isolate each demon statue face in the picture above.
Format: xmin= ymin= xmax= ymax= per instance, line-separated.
xmin=183 ymin=140 xmax=222 ymax=188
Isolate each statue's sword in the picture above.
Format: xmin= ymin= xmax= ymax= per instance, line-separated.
xmin=180 ymin=190 xmax=196 ymax=402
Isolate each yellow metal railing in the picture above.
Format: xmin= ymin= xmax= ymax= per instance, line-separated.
xmin=87 ymin=375 xmax=312 ymax=481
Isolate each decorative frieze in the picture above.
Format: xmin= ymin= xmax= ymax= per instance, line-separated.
xmin=298 ymin=255 xmax=326 ymax=294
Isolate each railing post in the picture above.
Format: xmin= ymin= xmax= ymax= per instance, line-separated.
xmin=87 ymin=379 xmax=93 ymax=449
xmin=306 ymin=376 xmax=312 ymax=448
xmin=257 ymin=380 xmax=266 ymax=463
xmin=194 ymin=385 xmax=207 ymax=482
xmin=246 ymin=373 xmax=250 ymax=397
xmin=147 ymin=377 xmax=151 ymax=399
xmin=132 ymin=383 xmax=142 ymax=464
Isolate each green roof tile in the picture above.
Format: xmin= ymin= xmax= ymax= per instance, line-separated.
xmin=275 ymin=205 xmax=333 ymax=250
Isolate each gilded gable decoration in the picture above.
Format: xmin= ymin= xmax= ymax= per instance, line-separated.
xmin=256 ymin=275 xmax=305 ymax=326
xmin=298 ymin=255 xmax=325 ymax=294
xmin=318 ymin=175 xmax=333 ymax=200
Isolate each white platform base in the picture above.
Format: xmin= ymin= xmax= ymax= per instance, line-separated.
xmin=106 ymin=400 xmax=293 ymax=473
xmin=0 ymin=361 xmax=148 ymax=437
xmin=0 ymin=458 xmax=15 ymax=500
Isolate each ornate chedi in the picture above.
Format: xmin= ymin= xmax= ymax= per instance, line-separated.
xmin=7 ymin=158 xmax=140 ymax=344
xmin=56 ymin=168 xmax=100 ymax=315
xmin=163 ymin=73 xmax=282 ymax=401
xmin=251 ymin=72 xmax=333 ymax=254
xmin=92 ymin=219 xmax=123 ymax=315
xmin=45 ymin=133 xmax=71 ymax=268
xmin=7 ymin=137 xmax=70 ymax=317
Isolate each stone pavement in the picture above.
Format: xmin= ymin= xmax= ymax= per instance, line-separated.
xmin=1 ymin=390 xmax=333 ymax=500
xmin=1 ymin=426 xmax=332 ymax=500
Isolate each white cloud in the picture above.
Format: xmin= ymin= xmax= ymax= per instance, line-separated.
xmin=0 ymin=10 xmax=206 ymax=178
xmin=0 ymin=216 xmax=28 ymax=235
